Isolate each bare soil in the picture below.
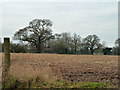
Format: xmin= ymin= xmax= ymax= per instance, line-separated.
xmin=1 ymin=53 xmax=118 ymax=88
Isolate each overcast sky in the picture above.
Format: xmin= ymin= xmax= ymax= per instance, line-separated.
xmin=0 ymin=1 xmax=118 ymax=47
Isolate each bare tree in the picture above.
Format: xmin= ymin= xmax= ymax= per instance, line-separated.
xmin=83 ymin=35 xmax=102 ymax=54
xmin=14 ymin=19 xmax=54 ymax=53
xmin=113 ymin=38 xmax=120 ymax=55
xmin=115 ymin=38 xmax=120 ymax=47
xmin=72 ymin=33 xmax=81 ymax=54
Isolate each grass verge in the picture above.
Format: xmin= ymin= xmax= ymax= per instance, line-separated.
xmin=2 ymin=77 xmax=109 ymax=89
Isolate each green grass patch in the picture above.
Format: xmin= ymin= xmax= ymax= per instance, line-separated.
xmin=2 ymin=78 xmax=109 ymax=88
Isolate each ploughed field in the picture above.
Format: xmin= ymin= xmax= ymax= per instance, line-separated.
xmin=1 ymin=53 xmax=118 ymax=88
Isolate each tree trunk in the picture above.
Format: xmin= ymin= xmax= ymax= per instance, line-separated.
xmin=90 ymin=49 xmax=94 ymax=54
xmin=37 ymin=45 xmax=41 ymax=53
xmin=74 ymin=42 xmax=77 ymax=54
xmin=37 ymin=37 xmax=41 ymax=53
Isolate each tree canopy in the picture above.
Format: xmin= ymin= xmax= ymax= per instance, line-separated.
xmin=83 ymin=35 xmax=102 ymax=54
xmin=14 ymin=19 xmax=54 ymax=53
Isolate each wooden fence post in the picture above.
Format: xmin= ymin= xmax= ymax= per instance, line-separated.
xmin=4 ymin=37 xmax=10 ymax=73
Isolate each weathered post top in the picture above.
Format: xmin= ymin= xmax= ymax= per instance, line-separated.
xmin=4 ymin=37 xmax=10 ymax=72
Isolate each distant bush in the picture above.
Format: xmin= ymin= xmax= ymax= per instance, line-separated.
xmin=10 ymin=43 xmax=28 ymax=53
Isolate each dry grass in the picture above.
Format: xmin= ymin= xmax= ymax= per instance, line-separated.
xmin=1 ymin=53 xmax=118 ymax=87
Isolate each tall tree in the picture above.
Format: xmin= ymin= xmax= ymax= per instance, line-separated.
xmin=113 ymin=38 xmax=120 ymax=55
xmin=72 ymin=33 xmax=81 ymax=54
xmin=83 ymin=35 xmax=102 ymax=54
xmin=115 ymin=38 xmax=120 ymax=47
xmin=61 ymin=32 xmax=72 ymax=54
xmin=14 ymin=19 xmax=54 ymax=53
xmin=50 ymin=32 xmax=73 ymax=54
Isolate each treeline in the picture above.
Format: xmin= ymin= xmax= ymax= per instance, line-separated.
xmin=0 ymin=19 xmax=119 ymax=55
xmin=0 ymin=33 xmax=120 ymax=55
